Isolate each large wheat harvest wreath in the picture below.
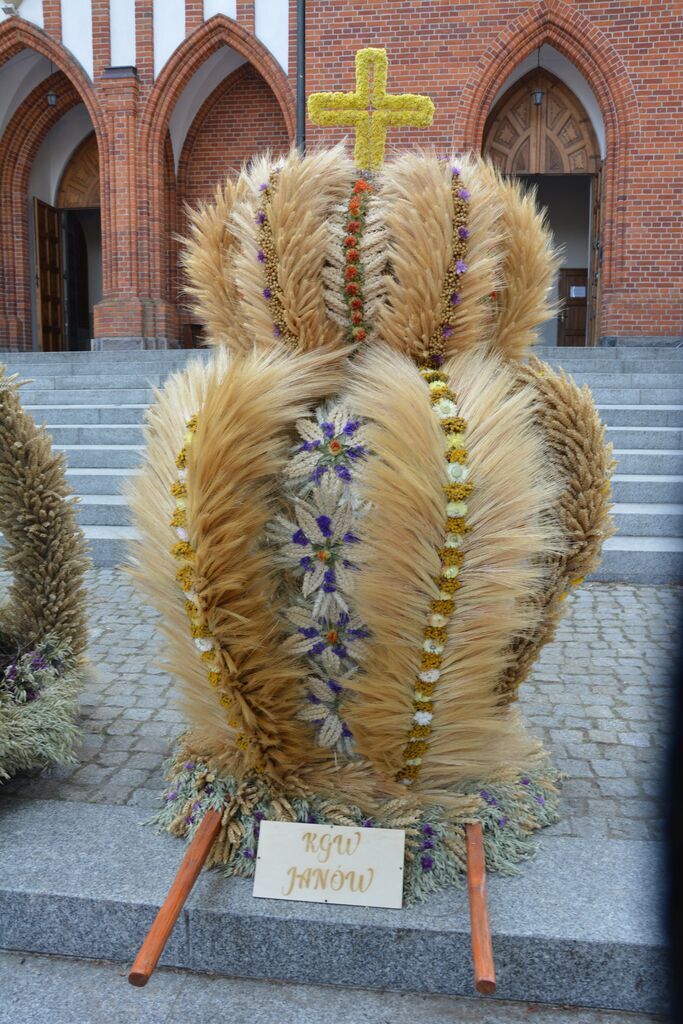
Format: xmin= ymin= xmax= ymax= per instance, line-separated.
xmin=128 ymin=139 xmax=614 ymax=900
xmin=0 ymin=367 xmax=89 ymax=781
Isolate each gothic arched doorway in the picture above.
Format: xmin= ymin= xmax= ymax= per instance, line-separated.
xmin=484 ymin=68 xmax=602 ymax=345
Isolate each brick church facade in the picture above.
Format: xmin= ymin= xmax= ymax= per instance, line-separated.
xmin=0 ymin=0 xmax=681 ymax=352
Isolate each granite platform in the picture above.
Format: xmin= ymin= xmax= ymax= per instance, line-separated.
xmin=0 ymin=798 xmax=669 ymax=1016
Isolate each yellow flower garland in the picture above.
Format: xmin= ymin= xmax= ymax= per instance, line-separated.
xmin=169 ymin=416 xmax=255 ymax=755
xmin=396 ymin=369 xmax=471 ymax=786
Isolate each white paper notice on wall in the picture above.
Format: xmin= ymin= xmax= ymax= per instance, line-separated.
xmin=253 ymin=821 xmax=405 ymax=909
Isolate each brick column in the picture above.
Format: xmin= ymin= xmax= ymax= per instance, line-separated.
xmin=42 ymin=0 xmax=62 ymax=40
xmin=92 ymin=68 xmax=176 ymax=349
xmin=185 ymin=0 xmax=203 ymax=35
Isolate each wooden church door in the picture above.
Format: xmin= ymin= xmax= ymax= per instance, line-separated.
xmin=33 ymin=198 xmax=65 ymax=352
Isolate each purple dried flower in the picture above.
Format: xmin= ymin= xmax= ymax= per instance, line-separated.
xmin=456 ymin=259 xmax=468 ymax=275
xmin=332 ymin=644 xmax=348 ymax=659
xmin=421 ymin=854 xmax=434 ymax=871
xmin=535 ymin=794 xmax=545 ymax=806
xmin=184 ymin=762 xmax=195 ymax=771
xmin=328 ymin=679 xmax=343 ymax=695
xmin=166 ymin=790 xmax=179 ymax=802
xmin=322 ymin=582 xmax=337 ymax=594
xmin=442 ymin=325 xmax=453 ymax=339
xmin=347 ymin=445 xmax=365 ymax=460
xmin=451 ymin=165 xmax=461 ymax=177
xmin=343 ymin=531 xmax=360 ymax=544
xmin=299 ymin=556 xmax=313 ymax=571
xmin=6 ymin=664 xmax=17 ymax=682
xmin=334 ymin=464 xmax=351 ymax=482
xmin=255 ymin=210 xmax=266 ymax=224
xmin=420 ymin=823 xmax=435 ymax=836
xmin=458 ymin=187 xmax=471 ymax=201
xmin=479 ymin=789 xmax=491 ymax=803
xmin=321 ymin=421 xmax=335 ymax=438
xmin=254 ymin=810 xmax=265 ymax=822
xmin=450 ymin=291 xmax=461 ymax=306
xmin=259 ymin=182 xmax=268 ymax=191
xmin=307 ymin=693 xmax=321 ymax=704
xmin=431 ymin=352 xmax=445 ymax=367
xmin=521 ymin=777 xmax=531 ymax=786
xmin=263 ymin=287 xmax=272 ymax=300
xmin=361 ymin=818 xmax=374 ymax=828
xmin=309 ymin=641 xmax=326 ymax=656
xmin=31 ymin=655 xmax=48 ymax=671
xmin=299 ymin=627 xmax=318 ymax=639
xmin=307 ymin=814 xmax=318 ymax=824
xmin=310 ymin=465 xmax=329 ymax=483
xmin=316 ymin=514 xmax=333 ymax=537
xmin=498 ymin=816 xmax=509 ymax=828
xmin=243 ymin=849 xmax=255 ymax=859
xmin=292 ymin=528 xmax=309 ymax=546
xmin=343 ymin=420 xmax=361 ymax=435
xmin=257 ymin=249 xmax=266 ymax=263
xmin=341 ymin=723 xmax=353 ymax=738
xmin=273 ymin=324 xmax=281 ymax=338
xmin=421 ymin=839 xmax=434 ymax=850
xmin=458 ymin=225 xmax=470 ymax=240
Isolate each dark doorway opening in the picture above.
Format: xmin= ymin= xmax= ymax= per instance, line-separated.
xmin=63 ymin=207 xmax=101 ymax=351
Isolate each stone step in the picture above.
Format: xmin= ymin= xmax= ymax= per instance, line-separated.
xmin=593 ymin=535 xmax=683 ymax=583
xmin=605 ymin=425 xmax=683 ymax=448
xmin=82 ymin=524 xmax=136 ymax=567
xmin=65 ymin=467 xmax=136 ymax=494
xmin=597 ymin=404 xmax=683 ymax=427
xmin=14 ymin=373 xmax=170 ymax=390
xmin=20 ymin=387 xmax=154 ymax=405
xmin=46 ymin=424 xmax=145 ymax=445
xmin=75 ymin=494 xmax=130 ymax=527
xmin=3 ymin=950 xmax=654 ymax=1024
xmin=613 ymin=448 xmax=683 ymax=475
xmin=25 ymin=404 xmax=147 ymax=425
xmin=591 ymin=388 xmax=683 ymax=404
xmin=54 ymin=444 xmax=143 ymax=469
xmin=611 ymin=473 xmax=682 ymax=503
xmin=0 ymin=799 xmax=667 ymax=1015
xmin=612 ymin=502 xmax=683 ymax=537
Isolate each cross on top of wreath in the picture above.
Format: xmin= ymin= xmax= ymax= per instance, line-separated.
xmin=307 ymin=47 xmax=435 ymax=171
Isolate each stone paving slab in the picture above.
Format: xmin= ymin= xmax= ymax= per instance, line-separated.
xmin=1 ymin=571 xmax=678 ymax=847
xmin=0 ymin=800 xmax=668 ymax=1014
xmin=0 ymin=951 xmax=666 ymax=1024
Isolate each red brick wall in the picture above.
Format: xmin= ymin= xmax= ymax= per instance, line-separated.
xmin=0 ymin=2 xmax=681 ymax=348
xmin=301 ymin=0 xmax=683 ymax=343
xmin=179 ymin=64 xmax=290 ymax=209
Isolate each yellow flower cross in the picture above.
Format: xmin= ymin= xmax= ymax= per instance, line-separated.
xmin=307 ymin=47 xmax=435 ymax=171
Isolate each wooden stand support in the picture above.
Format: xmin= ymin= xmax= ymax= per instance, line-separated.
xmin=465 ymin=821 xmax=496 ymax=995
xmin=128 ymin=807 xmax=223 ymax=987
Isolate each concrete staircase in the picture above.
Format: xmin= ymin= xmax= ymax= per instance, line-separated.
xmin=1 ymin=346 xmax=682 ymax=582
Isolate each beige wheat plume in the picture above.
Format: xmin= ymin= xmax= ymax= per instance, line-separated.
xmin=343 ymin=346 xmax=560 ymax=798
xmin=497 ymin=357 xmax=616 ymax=702
xmin=179 ymin=176 xmax=246 ymax=350
xmin=267 ymin=146 xmax=355 ymax=351
xmin=186 ymin=345 xmax=351 ymax=778
xmin=479 ymin=162 xmax=562 ymax=360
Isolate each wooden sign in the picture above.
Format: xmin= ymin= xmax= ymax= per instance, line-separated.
xmin=253 ymin=820 xmax=405 ymax=909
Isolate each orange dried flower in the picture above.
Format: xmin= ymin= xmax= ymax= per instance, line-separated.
xmin=345 ymin=283 xmax=359 ymax=296
xmin=344 ymin=235 xmax=357 ymax=247
xmin=346 ymin=249 xmax=359 ymax=262
xmin=345 ymin=266 xmax=358 ymax=280
xmin=353 ymin=179 xmax=370 ymax=193
xmin=347 ymin=220 xmax=361 ymax=232
xmin=352 ymin=312 xmax=363 ymax=324
xmin=352 ymin=327 xmax=366 ymax=341
xmin=350 ymin=298 xmax=363 ymax=309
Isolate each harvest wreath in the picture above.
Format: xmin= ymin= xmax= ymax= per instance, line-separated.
xmin=0 ymin=367 xmax=89 ymax=781
xmin=126 ymin=49 xmax=614 ymax=989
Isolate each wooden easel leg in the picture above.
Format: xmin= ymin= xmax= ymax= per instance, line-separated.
xmin=465 ymin=821 xmax=496 ymax=995
xmin=128 ymin=808 xmax=223 ymax=987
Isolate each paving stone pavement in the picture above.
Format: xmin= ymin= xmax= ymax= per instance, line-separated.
xmin=0 ymin=950 xmax=667 ymax=1024
xmin=0 ymin=570 xmax=679 ymax=845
